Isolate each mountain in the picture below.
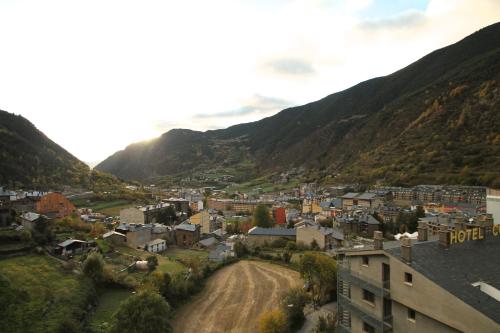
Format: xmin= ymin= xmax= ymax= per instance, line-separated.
xmin=96 ymin=22 xmax=500 ymax=187
xmin=0 ymin=111 xmax=90 ymax=189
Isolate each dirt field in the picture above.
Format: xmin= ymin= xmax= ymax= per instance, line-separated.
xmin=172 ymin=260 xmax=302 ymax=333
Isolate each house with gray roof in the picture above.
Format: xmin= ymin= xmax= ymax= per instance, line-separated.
xmin=174 ymin=222 xmax=200 ymax=247
xmin=335 ymin=213 xmax=381 ymax=237
xmin=296 ymin=224 xmax=345 ymax=250
xmin=247 ymin=226 xmax=296 ymax=246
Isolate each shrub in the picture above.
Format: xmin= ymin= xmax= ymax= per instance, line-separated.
xmin=282 ymin=251 xmax=292 ymax=264
xmin=259 ymin=309 xmax=289 ymax=333
xmin=83 ymin=252 xmax=105 ymax=284
xmin=234 ymin=240 xmax=249 ymax=258
xmin=280 ymin=288 xmax=309 ymax=329
xmin=109 ymin=290 xmax=172 ymax=333
xmin=313 ymin=312 xmax=337 ymax=333
xmin=270 ymin=238 xmax=288 ymax=248
xmin=285 ymin=241 xmax=297 ymax=251
xmin=146 ymin=255 xmax=159 ymax=272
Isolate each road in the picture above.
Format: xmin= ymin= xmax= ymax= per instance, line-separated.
xmin=171 ymin=260 xmax=302 ymax=333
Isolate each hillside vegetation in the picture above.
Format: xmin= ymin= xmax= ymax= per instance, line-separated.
xmin=94 ymin=22 xmax=499 ymax=187
xmin=0 ymin=255 xmax=95 ymax=333
xmin=0 ymin=111 xmax=91 ymax=188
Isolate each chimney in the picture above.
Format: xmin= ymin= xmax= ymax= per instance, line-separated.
xmin=417 ymin=221 xmax=428 ymax=242
xmin=438 ymin=225 xmax=450 ymax=249
xmin=454 ymin=220 xmax=465 ymax=231
xmin=373 ymin=231 xmax=383 ymax=250
xmin=401 ymin=237 xmax=412 ymax=264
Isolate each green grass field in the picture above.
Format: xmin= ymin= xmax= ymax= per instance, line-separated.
xmin=115 ymin=246 xmax=187 ymax=274
xmin=163 ymin=247 xmax=209 ymax=261
xmin=0 ymin=255 xmax=94 ymax=333
xmin=90 ymin=288 xmax=133 ymax=330
xmin=72 ymin=199 xmax=135 ymax=217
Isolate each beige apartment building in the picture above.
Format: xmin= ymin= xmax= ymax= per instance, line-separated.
xmin=336 ymin=228 xmax=500 ymax=333
xmin=190 ymin=211 xmax=211 ymax=234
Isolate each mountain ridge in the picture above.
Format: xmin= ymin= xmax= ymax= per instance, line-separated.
xmin=96 ymin=22 xmax=500 ymax=187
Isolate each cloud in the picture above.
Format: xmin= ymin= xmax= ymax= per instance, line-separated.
xmin=263 ymin=58 xmax=316 ymax=76
xmin=194 ymin=94 xmax=293 ymax=120
xmin=358 ymin=10 xmax=427 ymax=30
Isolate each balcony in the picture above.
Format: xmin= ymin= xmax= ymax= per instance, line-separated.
xmin=338 ymin=267 xmax=390 ymax=297
xmin=338 ymin=293 xmax=393 ymax=332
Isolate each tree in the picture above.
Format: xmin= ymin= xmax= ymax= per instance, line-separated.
xmin=299 ymin=252 xmax=337 ymax=307
xmin=146 ymin=255 xmax=159 ymax=272
xmin=83 ymin=252 xmax=105 ymax=284
xmin=310 ymin=239 xmax=320 ymax=251
xmin=155 ymin=272 xmax=172 ymax=298
xmin=259 ymin=309 xmax=288 ymax=333
xmin=282 ymin=251 xmax=292 ymax=263
xmin=234 ymin=240 xmax=248 ymax=258
xmin=19 ymin=230 xmax=32 ymax=243
xmin=280 ymin=288 xmax=309 ymax=329
xmin=32 ymin=216 xmax=54 ymax=245
xmin=109 ymin=290 xmax=172 ymax=333
xmin=158 ymin=206 xmax=177 ymax=225
xmin=253 ymin=204 xmax=274 ymax=228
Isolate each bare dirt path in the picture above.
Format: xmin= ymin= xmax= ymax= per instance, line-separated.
xmin=171 ymin=260 xmax=302 ymax=333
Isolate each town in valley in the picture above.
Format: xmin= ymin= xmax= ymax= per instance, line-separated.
xmin=1 ymin=2 xmax=500 ymax=333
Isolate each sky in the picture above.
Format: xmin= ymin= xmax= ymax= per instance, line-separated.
xmin=0 ymin=0 xmax=499 ymax=165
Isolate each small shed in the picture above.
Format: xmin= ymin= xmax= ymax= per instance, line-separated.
xmin=55 ymin=239 xmax=89 ymax=256
xmin=145 ymin=239 xmax=167 ymax=253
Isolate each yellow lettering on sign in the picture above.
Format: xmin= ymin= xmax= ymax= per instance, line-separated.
xmin=479 ymin=227 xmax=484 ymax=240
xmin=458 ymin=230 xmax=466 ymax=243
xmin=472 ymin=228 xmax=478 ymax=240
xmin=493 ymin=225 xmax=499 ymax=237
xmin=466 ymin=229 xmax=472 ymax=241
xmin=450 ymin=231 xmax=457 ymax=244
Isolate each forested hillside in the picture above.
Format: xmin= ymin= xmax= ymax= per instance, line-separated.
xmin=93 ymin=22 xmax=499 ymax=187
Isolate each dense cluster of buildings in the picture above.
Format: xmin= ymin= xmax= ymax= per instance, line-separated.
xmin=0 ymin=187 xmax=77 ymax=221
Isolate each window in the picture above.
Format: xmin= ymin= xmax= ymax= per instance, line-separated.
xmin=408 ymin=308 xmax=416 ymax=322
xmin=404 ymin=272 xmax=413 ymax=285
xmin=362 ymin=256 xmax=369 ymax=266
xmin=363 ymin=289 xmax=375 ymax=304
xmin=363 ymin=322 xmax=375 ymax=333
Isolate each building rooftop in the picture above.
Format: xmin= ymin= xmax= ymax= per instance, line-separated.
xmin=174 ymin=222 xmax=198 ymax=232
xmin=146 ymin=238 xmax=166 ymax=246
xmin=20 ymin=212 xmax=41 ymax=222
xmin=357 ymin=192 xmax=377 ymax=200
xmin=248 ymin=226 xmax=296 ymax=237
xmin=103 ymin=231 xmax=126 ymax=238
xmin=386 ymin=237 xmax=500 ymax=324
xmin=342 ymin=192 xmax=359 ymax=199
xmin=58 ymin=239 xmax=86 ymax=248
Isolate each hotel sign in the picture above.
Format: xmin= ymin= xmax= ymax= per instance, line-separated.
xmin=449 ymin=226 xmax=500 ymax=245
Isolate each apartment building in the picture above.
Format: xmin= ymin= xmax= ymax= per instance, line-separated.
xmin=336 ymin=228 xmax=500 ymax=333
xmin=487 ymin=188 xmax=500 ymax=224
xmin=120 ymin=203 xmax=171 ymax=225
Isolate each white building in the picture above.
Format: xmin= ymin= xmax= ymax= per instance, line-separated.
xmin=145 ymin=239 xmax=167 ymax=253
xmin=487 ymin=188 xmax=500 ymax=225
